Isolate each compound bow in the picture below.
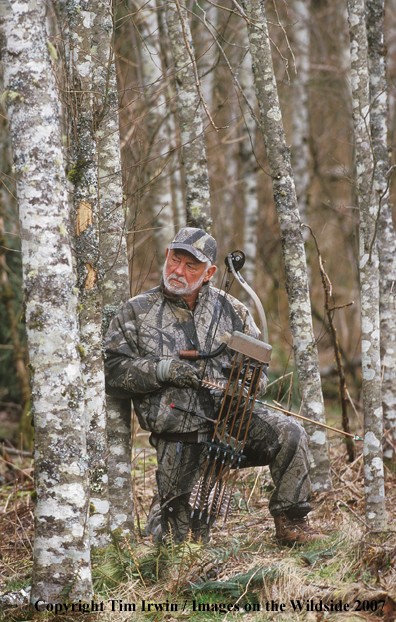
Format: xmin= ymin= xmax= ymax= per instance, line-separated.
xmin=179 ymin=250 xmax=273 ymax=527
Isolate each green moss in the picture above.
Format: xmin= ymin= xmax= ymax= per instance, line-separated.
xmin=27 ymin=308 xmax=45 ymax=331
xmin=77 ymin=343 xmax=86 ymax=359
xmin=68 ymin=159 xmax=87 ymax=185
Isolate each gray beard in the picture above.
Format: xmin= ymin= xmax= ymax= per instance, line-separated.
xmin=162 ymin=265 xmax=207 ymax=296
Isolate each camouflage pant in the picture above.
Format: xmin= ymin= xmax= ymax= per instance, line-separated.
xmin=145 ymin=408 xmax=312 ymax=544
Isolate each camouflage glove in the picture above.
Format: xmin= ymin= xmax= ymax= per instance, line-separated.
xmin=156 ymin=358 xmax=201 ymax=390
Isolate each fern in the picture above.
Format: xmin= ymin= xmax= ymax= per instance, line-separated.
xmin=185 ymin=564 xmax=281 ymax=601
xmin=206 ymin=538 xmax=242 ymax=564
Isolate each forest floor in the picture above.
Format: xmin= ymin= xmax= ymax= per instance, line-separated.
xmin=1 ymin=429 xmax=396 ymax=622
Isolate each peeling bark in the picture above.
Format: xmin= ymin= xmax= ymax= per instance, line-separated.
xmin=347 ymin=0 xmax=386 ymax=529
xmin=366 ymin=0 xmax=396 ymax=458
xmin=241 ymin=0 xmax=332 ymax=492
xmin=58 ymin=0 xmax=110 ymax=549
xmin=165 ymin=0 xmax=212 ymax=230
xmin=0 ymin=0 xmax=92 ymax=600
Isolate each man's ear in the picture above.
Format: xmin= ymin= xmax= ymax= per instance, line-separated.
xmin=165 ymin=248 xmax=169 ymax=259
xmin=204 ymin=265 xmax=217 ymax=282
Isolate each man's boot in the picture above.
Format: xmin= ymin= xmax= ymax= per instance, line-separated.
xmin=274 ymin=514 xmax=327 ymax=546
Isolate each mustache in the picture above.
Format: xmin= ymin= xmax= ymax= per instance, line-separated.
xmin=167 ymin=275 xmax=187 ymax=285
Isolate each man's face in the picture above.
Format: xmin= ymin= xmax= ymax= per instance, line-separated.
xmin=163 ymin=249 xmax=215 ymax=297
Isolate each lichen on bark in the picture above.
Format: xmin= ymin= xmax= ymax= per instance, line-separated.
xmin=91 ymin=0 xmax=133 ymax=535
xmin=366 ymin=0 xmax=396 ymax=459
xmin=165 ymin=0 xmax=212 ymax=231
xmin=58 ymin=0 xmax=111 ymax=549
xmin=0 ymin=0 xmax=93 ymax=601
xmin=347 ymin=0 xmax=386 ymax=530
xmin=241 ymin=0 xmax=332 ymax=492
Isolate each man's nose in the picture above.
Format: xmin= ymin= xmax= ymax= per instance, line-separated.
xmin=174 ymin=261 xmax=186 ymax=275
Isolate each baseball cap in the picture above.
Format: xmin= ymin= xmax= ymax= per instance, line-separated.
xmin=169 ymin=227 xmax=217 ymax=264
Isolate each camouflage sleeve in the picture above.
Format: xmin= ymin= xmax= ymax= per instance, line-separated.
xmin=103 ymin=304 xmax=163 ymax=397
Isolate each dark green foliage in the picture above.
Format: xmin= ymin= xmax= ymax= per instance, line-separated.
xmin=0 ymin=237 xmax=25 ymax=404
xmin=67 ymin=159 xmax=88 ymax=185
xmin=185 ymin=564 xmax=279 ymax=605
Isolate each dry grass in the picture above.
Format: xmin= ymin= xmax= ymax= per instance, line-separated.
xmin=1 ymin=438 xmax=396 ymax=622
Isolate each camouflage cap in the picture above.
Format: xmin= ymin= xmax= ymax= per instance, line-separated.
xmin=169 ymin=227 xmax=217 ymax=264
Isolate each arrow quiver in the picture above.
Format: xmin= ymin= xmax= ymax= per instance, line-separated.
xmin=190 ymin=330 xmax=272 ymax=527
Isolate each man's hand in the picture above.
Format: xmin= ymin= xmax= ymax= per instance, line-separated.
xmin=156 ymin=359 xmax=202 ymax=390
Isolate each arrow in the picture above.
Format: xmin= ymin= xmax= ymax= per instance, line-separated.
xmin=201 ymin=378 xmax=363 ymax=441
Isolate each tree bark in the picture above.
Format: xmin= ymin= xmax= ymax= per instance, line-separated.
xmin=241 ymin=0 xmax=332 ymax=492
xmin=138 ymin=0 xmax=175 ymax=266
xmin=92 ymin=0 xmax=134 ymax=535
xmin=165 ymin=0 xmax=212 ymax=230
xmin=366 ymin=0 xmax=396 ymax=459
xmin=0 ymin=0 xmax=93 ymax=600
xmin=347 ymin=0 xmax=386 ymax=529
xmin=58 ymin=0 xmax=110 ymax=549
xmin=290 ymin=0 xmax=311 ymax=234
xmin=240 ymin=48 xmax=259 ymax=310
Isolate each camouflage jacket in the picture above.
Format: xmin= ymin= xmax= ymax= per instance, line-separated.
xmin=103 ymin=281 xmax=264 ymax=435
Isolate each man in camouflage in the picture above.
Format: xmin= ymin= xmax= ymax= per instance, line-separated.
xmin=104 ymin=227 xmax=326 ymax=545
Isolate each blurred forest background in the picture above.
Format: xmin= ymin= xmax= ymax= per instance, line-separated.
xmin=1 ymin=0 xmax=396 ymax=429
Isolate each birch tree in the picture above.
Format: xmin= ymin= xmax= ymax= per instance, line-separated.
xmin=137 ymin=0 xmax=175 ymax=265
xmin=57 ymin=0 xmax=134 ymax=537
xmin=240 ymin=0 xmax=332 ymax=492
xmin=290 ymin=0 xmax=311 ymax=233
xmin=346 ymin=0 xmax=386 ymax=529
xmin=240 ymin=49 xmax=259 ymax=307
xmin=148 ymin=0 xmax=186 ymax=231
xmin=58 ymin=0 xmax=110 ymax=548
xmin=92 ymin=0 xmax=134 ymax=536
xmin=165 ymin=0 xmax=212 ymax=230
xmin=366 ymin=0 xmax=396 ymax=458
xmin=0 ymin=0 xmax=92 ymax=601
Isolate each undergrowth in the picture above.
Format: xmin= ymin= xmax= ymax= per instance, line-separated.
xmin=1 ymin=447 xmax=396 ymax=622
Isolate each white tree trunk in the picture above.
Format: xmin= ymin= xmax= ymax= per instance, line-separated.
xmin=240 ymin=48 xmax=259 ymax=310
xmin=0 ymin=0 xmax=93 ymax=601
xmin=91 ymin=0 xmax=134 ymax=535
xmin=138 ymin=0 xmax=175 ymax=265
xmin=290 ymin=0 xmax=311 ymax=233
xmin=59 ymin=0 xmax=110 ymax=548
xmin=165 ymin=0 xmax=212 ymax=230
xmin=366 ymin=0 xmax=396 ymax=458
xmin=241 ymin=0 xmax=332 ymax=492
xmin=196 ymin=2 xmax=217 ymax=110
xmin=347 ymin=0 xmax=386 ymax=530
